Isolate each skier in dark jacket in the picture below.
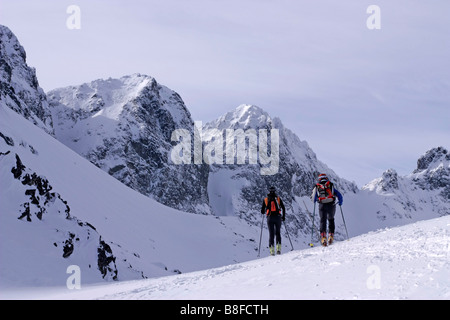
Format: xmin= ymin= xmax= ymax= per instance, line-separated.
xmin=261 ymin=186 xmax=286 ymax=255
xmin=311 ymin=173 xmax=343 ymax=246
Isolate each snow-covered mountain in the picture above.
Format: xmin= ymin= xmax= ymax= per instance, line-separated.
xmin=203 ymin=104 xmax=358 ymax=240
xmin=340 ymin=147 xmax=450 ymax=237
xmin=44 ymin=73 xmax=362 ymax=244
xmin=363 ymin=146 xmax=449 ymax=218
xmin=365 ymin=147 xmax=449 ymax=196
xmin=0 ymin=25 xmax=53 ymax=134
xmin=47 ymin=74 xmax=210 ymax=214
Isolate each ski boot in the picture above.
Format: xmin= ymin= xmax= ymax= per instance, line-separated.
xmin=269 ymin=245 xmax=275 ymax=256
xmin=328 ymin=233 xmax=334 ymax=245
xmin=320 ymin=232 xmax=327 ymax=247
xmin=276 ymin=243 xmax=281 ymax=255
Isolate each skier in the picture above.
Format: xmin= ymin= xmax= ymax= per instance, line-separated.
xmin=261 ymin=186 xmax=286 ymax=255
xmin=311 ymin=173 xmax=343 ymax=246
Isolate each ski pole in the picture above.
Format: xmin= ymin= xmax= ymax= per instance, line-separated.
xmin=283 ymin=220 xmax=294 ymax=251
xmin=339 ymin=205 xmax=349 ymax=240
xmin=303 ymin=200 xmax=320 ymax=239
xmin=257 ymin=214 xmax=265 ymax=257
xmin=309 ymin=202 xmax=316 ymax=247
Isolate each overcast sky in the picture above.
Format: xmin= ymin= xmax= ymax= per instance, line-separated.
xmin=1 ymin=0 xmax=449 ymax=186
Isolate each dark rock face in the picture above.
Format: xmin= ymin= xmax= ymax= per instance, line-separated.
xmin=98 ymin=239 xmax=118 ymax=280
xmin=62 ymin=234 xmax=75 ymax=258
xmin=0 ymin=25 xmax=53 ymax=134
xmin=415 ymin=147 xmax=449 ymax=172
xmin=380 ymin=169 xmax=399 ymax=192
xmin=413 ymin=147 xmax=450 ymax=200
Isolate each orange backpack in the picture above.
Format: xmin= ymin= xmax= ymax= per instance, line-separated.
xmin=264 ymin=196 xmax=281 ymax=215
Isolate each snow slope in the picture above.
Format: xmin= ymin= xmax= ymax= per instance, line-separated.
xmin=0 ymin=103 xmax=265 ymax=288
xmin=3 ymin=215 xmax=448 ymax=300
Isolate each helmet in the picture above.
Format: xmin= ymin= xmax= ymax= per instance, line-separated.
xmin=269 ymin=186 xmax=276 ymax=193
xmin=318 ymin=173 xmax=328 ymax=184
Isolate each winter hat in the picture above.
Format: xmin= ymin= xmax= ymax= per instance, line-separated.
xmin=318 ymin=173 xmax=328 ymax=183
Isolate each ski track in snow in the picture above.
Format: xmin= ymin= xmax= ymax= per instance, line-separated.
xmin=6 ymin=216 xmax=448 ymax=300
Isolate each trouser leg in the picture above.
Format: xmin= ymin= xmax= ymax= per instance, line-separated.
xmin=319 ymin=204 xmax=327 ymax=234
xmin=274 ymin=216 xmax=282 ymax=245
xmin=327 ymin=203 xmax=336 ymax=234
xmin=267 ymin=215 xmax=282 ymax=247
xmin=267 ymin=216 xmax=275 ymax=247
xmin=319 ymin=203 xmax=336 ymax=234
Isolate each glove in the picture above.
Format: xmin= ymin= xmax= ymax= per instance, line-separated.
xmin=282 ymin=215 xmax=285 ymax=221
xmin=339 ymin=200 xmax=343 ymax=206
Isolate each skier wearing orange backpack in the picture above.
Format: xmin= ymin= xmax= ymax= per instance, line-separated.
xmin=311 ymin=173 xmax=343 ymax=246
xmin=261 ymin=186 xmax=286 ymax=255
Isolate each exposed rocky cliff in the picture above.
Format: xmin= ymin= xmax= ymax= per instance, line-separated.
xmin=0 ymin=25 xmax=53 ymax=134
xmin=47 ymin=74 xmax=211 ymax=214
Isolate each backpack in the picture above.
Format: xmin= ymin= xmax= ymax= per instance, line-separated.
xmin=265 ymin=194 xmax=281 ymax=215
xmin=316 ymin=181 xmax=335 ymax=204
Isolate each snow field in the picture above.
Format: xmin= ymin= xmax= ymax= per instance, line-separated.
xmin=7 ymin=215 xmax=447 ymax=300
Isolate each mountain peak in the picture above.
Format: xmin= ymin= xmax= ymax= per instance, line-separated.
xmin=380 ymin=168 xmax=399 ymax=191
xmin=233 ymin=104 xmax=271 ymax=126
xmin=48 ymin=72 xmax=208 ymax=215
xmin=0 ymin=24 xmax=53 ymax=134
xmin=362 ymin=168 xmax=399 ymax=193
xmin=0 ymin=25 xmax=27 ymax=64
xmin=48 ymin=73 xmax=156 ymax=117
xmin=207 ymin=104 xmax=273 ymax=131
xmin=235 ymin=104 xmax=267 ymax=117
xmin=415 ymin=146 xmax=449 ymax=173
xmin=364 ymin=147 xmax=450 ymax=206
